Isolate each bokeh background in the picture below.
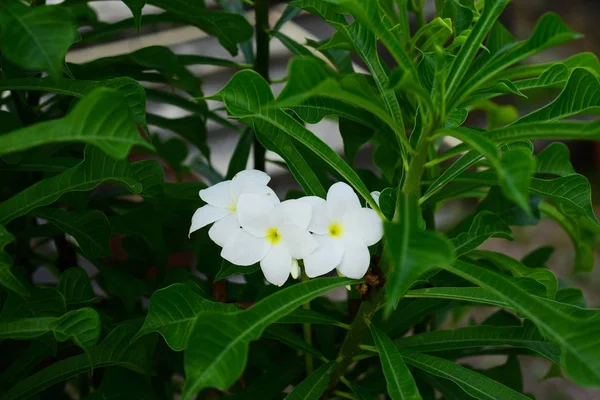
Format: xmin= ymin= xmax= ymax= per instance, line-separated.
xmin=57 ymin=0 xmax=600 ymax=398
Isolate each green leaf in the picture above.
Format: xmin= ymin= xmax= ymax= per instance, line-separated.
xmin=0 ymin=308 xmax=100 ymax=350
xmin=84 ymin=368 xmax=155 ymax=400
xmin=0 ymin=88 xmax=152 ymax=159
xmin=226 ymin=129 xmax=254 ymax=179
xmin=370 ymin=325 xmax=422 ymax=400
xmin=0 ymin=234 xmax=29 ymax=297
xmin=214 ymin=260 xmax=260 ymax=281
xmin=209 ymin=70 xmax=378 ymax=210
xmin=2 ymin=325 xmax=151 ymax=400
xmin=0 ymin=2 xmax=80 ymax=77
xmin=399 ymin=350 xmax=530 ymax=400
xmin=182 ymin=277 xmax=355 ymax=398
xmin=284 ymin=361 xmax=336 ymax=400
xmin=0 ymin=288 xmax=66 ymax=320
xmin=404 ymin=287 xmax=507 ymax=308
xmin=57 ymin=268 xmax=100 ymax=308
xmin=499 ymin=149 xmax=536 ymax=213
xmin=444 ymin=260 xmax=600 ymax=387
xmin=0 ymin=146 xmax=142 ymax=225
xmin=384 ymin=194 xmax=455 ymax=316
xmin=411 ymin=17 xmax=453 ymax=54
xmin=264 ymin=325 xmax=325 ymax=359
xmin=122 ymin=0 xmax=146 ymax=30
xmin=278 ymin=308 xmax=348 ymax=328
xmin=395 ymin=324 xmax=560 ymax=364
xmin=0 ymin=77 xmax=148 ymax=129
xmin=454 ymin=13 xmax=582 ymax=108
xmin=30 ymin=208 xmax=112 ymax=259
xmin=536 ymin=142 xmax=576 ymax=177
xmin=134 ymin=283 xmax=237 ymax=351
xmin=273 ymin=5 xmax=302 ymax=32
xmin=147 ymin=1 xmax=253 ymax=56
xmin=445 ymin=0 xmax=508 ymax=101
xmin=147 ymin=114 xmax=208 ymax=160
xmin=451 ymin=211 xmax=512 ymax=257
xmin=339 ymin=118 xmax=374 ymax=165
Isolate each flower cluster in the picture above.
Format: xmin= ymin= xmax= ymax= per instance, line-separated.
xmin=189 ymin=170 xmax=384 ymax=286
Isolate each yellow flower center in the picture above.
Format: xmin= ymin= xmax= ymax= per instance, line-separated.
xmin=228 ymin=201 xmax=237 ymax=213
xmin=266 ymin=227 xmax=282 ymax=244
xmin=328 ymin=222 xmax=343 ymax=238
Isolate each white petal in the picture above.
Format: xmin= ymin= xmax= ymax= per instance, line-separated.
xmin=189 ymin=205 xmax=230 ymax=236
xmin=199 ymin=181 xmax=233 ymax=208
xmin=208 ymin=213 xmax=241 ymax=247
xmin=272 ymin=199 xmax=312 ymax=228
xmin=237 ymin=193 xmax=276 ymax=237
xmin=303 ymin=235 xmax=344 ymax=278
xmin=221 ymin=230 xmax=270 ymax=266
xmin=230 ymin=169 xmax=271 ymax=198
xmin=336 ymin=235 xmax=371 ymax=279
xmin=280 ymin=225 xmax=318 ymax=259
xmin=326 ymin=182 xmax=361 ymax=221
xmin=370 ymin=191 xmax=381 ymax=208
xmin=299 ymin=196 xmax=328 ymax=234
xmin=260 ymin=244 xmax=292 ymax=286
xmin=235 ymin=184 xmax=280 ymax=205
xmin=290 ymin=259 xmax=300 ymax=280
xmin=344 ymin=208 xmax=384 ymax=246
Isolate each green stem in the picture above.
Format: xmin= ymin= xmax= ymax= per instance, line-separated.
xmin=253 ymin=0 xmax=270 ymax=172
xmin=301 ymin=270 xmax=314 ymax=374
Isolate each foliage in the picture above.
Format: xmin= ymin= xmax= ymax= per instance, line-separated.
xmin=0 ymin=0 xmax=599 ymax=399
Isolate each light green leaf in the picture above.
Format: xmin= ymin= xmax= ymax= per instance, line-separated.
xmin=133 ymin=283 xmax=237 ymax=351
xmin=404 ymin=287 xmax=507 ymax=308
xmin=399 ymin=350 xmax=530 ymax=400
xmin=411 ymin=17 xmax=453 ymax=54
xmin=0 ymin=2 xmax=80 ymax=77
xmin=122 ymin=0 xmax=146 ymax=30
xmin=284 ymin=361 xmax=336 ymax=400
xmin=0 ymin=146 xmax=141 ymax=225
xmin=182 ymin=277 xmax=355 ymax=398
xmin=0 ymin=308 xmax=100 ymax=350
xmin=2 ymin=325 xmax=151 ymax=400
xmin=0 ymin=88 xmax=152 ymax=159
xmin=0 ymin=77 xmax=148 ymax=129
xmin=445 ymin=0 xmax=508 ymax=102
xmin=395 ymin=324 xmax=560 ymax=363
xmin=30 ymin=208 xmax=112 ymax=259
xmin=444 ymin=260 xmax=600 ymax=387
xmin=499 ymin=149 xmax=536 ymax=213
xmin=147 ymin=0 xmax=253 ymax=56
xmin=451 ymin=211 xmax=512 ymax=257
xmin=209 ymin=70 xmax=378 ymax=210
xmin=57 ymin=268 xmax=99 ymax=308
xmin=370 ymin=325 xmax=422 ymax=400
xmin=519 ymin=68 xmax=600 ymax=123
xmin=384 ymin=194 xmax=455 ymax=316
xmin=536 ymin=142 xmax=576 ymax=177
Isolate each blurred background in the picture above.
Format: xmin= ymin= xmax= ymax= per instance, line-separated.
xmin=61 ymin=0 xmax=600 ymax=398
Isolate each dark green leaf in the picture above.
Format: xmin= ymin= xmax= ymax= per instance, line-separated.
xmin=214 ymin=260 xmax=260 ymax=282
xmin=499 ymin=149 xmax=536 ymax=213
xmin=57 ymin=268 xmax=100 ymax=308
xmin=284 ymin=361 xmax=336 ymax=400
xmin=122 ymin=0 xmax=146 ymax=30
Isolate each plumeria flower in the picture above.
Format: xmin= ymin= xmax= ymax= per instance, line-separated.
xmin=221 ymin=195 xmax=317 ymax=286
xmin=301 ymin=182 xmax=383 ymax=279
xmin=188 ymin=170 xmax=279 ymax=246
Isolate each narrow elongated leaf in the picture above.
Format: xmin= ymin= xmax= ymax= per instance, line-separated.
xmin=209 ymin=70 xmax=378 ymax=210
xmin=284 ymin=361 xmax=336 ymax=400
xmin=371 ymin=325 xmax=422 ymax=400
xmin=0 ymin=146 xmax=141 ymax=225
xmin=0 ymin=308 xmax=100 ymax=350
xmin=264 ymin=325 xmax=324 ymax=358
xmin=0 ymin=88 xmax=152 ymax=159
xmin=147 ymin=0 xmax=253 ymax=56
xmin=134 ymin=283 xmax=237 ymax=351
xmin=30 ymin=208 xmax=112 ymax=259
xmin=0 ymin=77 xmax=147 ymax=128
xmin=57 ymin=268 xmax=99 ymax=307
xmin=444 ymin=260 xmax=600 ymax=386
xmin=451 ymin=211 xmax=512 ymax=256
xmin=445 ymin=0 xmax=508 ymax=100
xmin=384 ymin=194 xmax=455 ymax=316
xmin=395 ymin=324 xmax=560 ymax=364
xmin=182 ymin=277 xmax=355 ymax=398
xmin=278 ymin=308 xmax=348 ymax=328
xmin=0 ymin=2 xmax=80 ymax=76
xmin=399 ymin=350 xmax=530 ymax=400
xmin=2 ymin=325 xmax=150 ymax=400
xmin=519 ymin=68 xmax=600 ymax=123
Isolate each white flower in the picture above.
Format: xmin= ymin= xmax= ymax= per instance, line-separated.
xmin=301 ymin=182 xmax=383 ymax=279
xmin=188 ymin=170 xmax=279 ymax=246
xmin=221 ymin=195 xmax=318 ymax=286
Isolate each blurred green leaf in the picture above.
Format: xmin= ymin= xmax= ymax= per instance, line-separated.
xmin=284 ymin=361 xmax=336 ymax=400
xmin=57 ymin=268 xmax=100 ymax=308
